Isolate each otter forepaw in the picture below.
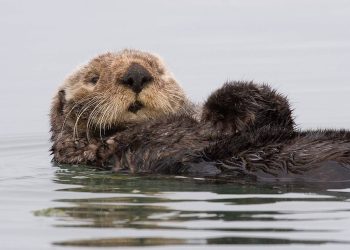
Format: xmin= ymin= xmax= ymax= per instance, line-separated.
xmin=201 ymin=81 xmax=295 ymax=133
xmin=201 ymin=81 xmax=260 ymax=133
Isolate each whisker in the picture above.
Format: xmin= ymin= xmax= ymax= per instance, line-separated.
xmin=97 ymin=86 xmax=116 ymax=137
xmin=87 ymin=98 xmax=105 ymax=138
xmin=73 ymin=98 xmax=100 ymax=140
xmin=59 ymin=95 xmax=93 ymax=139
xmin=85 ymin=99 xmax=103 ymax=141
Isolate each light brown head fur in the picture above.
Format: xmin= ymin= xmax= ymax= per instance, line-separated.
xmin=50 ymin=49 xmax=192 ymax=141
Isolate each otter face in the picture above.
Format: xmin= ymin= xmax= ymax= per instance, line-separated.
xmin=51 ymin=49 xmax=189 ymax=138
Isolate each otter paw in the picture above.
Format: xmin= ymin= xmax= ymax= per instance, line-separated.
xmin=201 ymin=81 xmax=295 ymax=133
xmin=202 ymin=81 xmax=260 ymax=133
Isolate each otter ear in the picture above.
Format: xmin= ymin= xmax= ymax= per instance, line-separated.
xmin=50 ymin=89 xmax=67 ymax=136
xmin=52 ymin=89 xmax=66 ymax=115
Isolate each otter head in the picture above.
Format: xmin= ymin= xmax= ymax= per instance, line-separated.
xmin=50 ymin=49 xmax=191 ymax=140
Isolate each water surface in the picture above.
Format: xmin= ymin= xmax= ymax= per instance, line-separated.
xmin=2 ymin=135 xmax=350 ymax=249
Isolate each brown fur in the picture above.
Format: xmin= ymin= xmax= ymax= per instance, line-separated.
xmin=50 ymin=52 xmax=350 ymax=183
xmin=50 ymin=49 xmax=194 ymax=165
xmin=105 ymin=119 xmax=350 ymax=183
xmin=201 ymin=82 xmax=295 ymax=133
xmin=199 ymin=127 xmax=350 ymax=182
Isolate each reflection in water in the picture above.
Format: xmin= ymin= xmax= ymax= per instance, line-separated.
xmin=33 ymin=165 xmax=350 ymax=247
xmin=54 ymin=237 xmax=340 ymax=247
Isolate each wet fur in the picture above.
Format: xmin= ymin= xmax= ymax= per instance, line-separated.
xmin=51 ymin=50 xmax=195 ymax=165
xmin=101 ymin=119 xmax=350 ymax=183
xmin=51 ymin=52 xmax=350 ymax=183
xmin=202 ymin=82 xmax=295 ymax=133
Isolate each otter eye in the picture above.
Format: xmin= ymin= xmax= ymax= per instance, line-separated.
xmin=90 ymin=76 xmax=99 ymax=85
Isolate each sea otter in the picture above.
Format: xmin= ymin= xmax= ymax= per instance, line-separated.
xmin=51 ymin=50 xmax=292 ymax=167
xmin=50 ymin=50 xmax=350 ymax=183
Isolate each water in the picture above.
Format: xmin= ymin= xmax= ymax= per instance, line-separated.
xmin=2 ymin=140 xmax=350 ymax=250
xmin=1 ymin=0 xmax=350 ymax=249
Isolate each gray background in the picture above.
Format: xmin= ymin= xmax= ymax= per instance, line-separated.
xmin=1 ymin=0 xmax=349 ymax=137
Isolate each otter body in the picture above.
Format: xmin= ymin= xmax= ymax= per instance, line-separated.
xmin=101 ymin=116 xmax=350 ymax=183
xmin=50 ymin=50 xmax=350 ymax=183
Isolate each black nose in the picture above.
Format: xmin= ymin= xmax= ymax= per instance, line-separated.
xmin=121 ymin=63 xmax=153 ymax=93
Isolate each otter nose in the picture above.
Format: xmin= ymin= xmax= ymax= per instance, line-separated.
xmin=121 ymin=63 xmax=153 ymax=93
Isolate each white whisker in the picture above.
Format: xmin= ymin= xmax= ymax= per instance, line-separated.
xmin=73 ymin=97 xmax=101 ymax=140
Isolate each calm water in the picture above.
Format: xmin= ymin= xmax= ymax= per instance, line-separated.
xmin=1 ymin=0 xmax=350 ymax=249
